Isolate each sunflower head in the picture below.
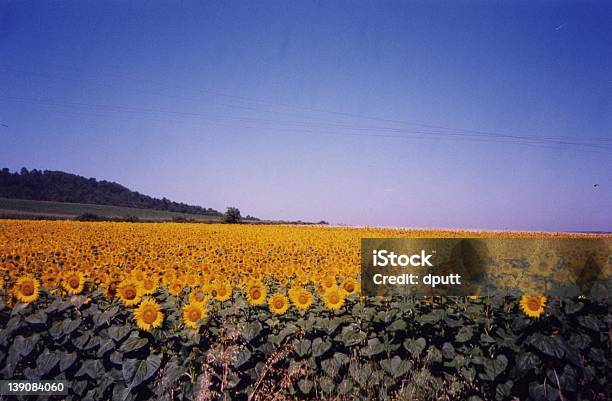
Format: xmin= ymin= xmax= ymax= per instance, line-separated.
xmin=117 ymin=279 xmax=142 ymax=307
xmin=341 ymin=278 xmax=360 ymax=296
xmin=292 ymin=288 xmax=313 ymax=311
xmin=62 ymin=271 xmax=85 ymax=295
xmin=520 ymin=294 xmax=547 ymax=318
xmin=168 ymin=279 xmax=184 ymax=296
xmin=214 ymin=282 xmax=232 ymax=302
xmin=321 ymin=274 xmax=336 ymax=290
xmin=323 ymin=288 xmax=345 ymax=311
xmin=246 ymin=282 xmax=267 ymax=306
xmin=134 ymin=298 xmax=164 ymax=331
xmin=13 ymin=275 xmax=40 ymax=303
xmin=182 ymin=301 xmax=207 ymax=329
xmin=140 ymin=277 xmax=158 ymax=295
xmin=189 ymin=287 xmax=209 ymax=303
xmin=269 ymin=293 xmax=289 ymax=315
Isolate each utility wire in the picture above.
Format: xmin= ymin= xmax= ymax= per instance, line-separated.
xmin=3 ymin=97 xmax=611 ymax=154
xmin=3 ymin=66 xmax=610 ymax=145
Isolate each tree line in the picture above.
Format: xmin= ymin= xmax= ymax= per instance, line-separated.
xmin=0 ymin=168 xmax=222 ymax=216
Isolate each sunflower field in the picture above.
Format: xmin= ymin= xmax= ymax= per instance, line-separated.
xmin=0 ymin=220 xmax=610 ymax=401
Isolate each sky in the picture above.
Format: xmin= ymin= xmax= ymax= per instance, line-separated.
xmin=0 ymin=1 xmax=611 ymax=231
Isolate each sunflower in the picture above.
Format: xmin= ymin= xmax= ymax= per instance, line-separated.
xmin=189 ymin=287 xmax=209 ymax=303
xmin=182 ymin=301 xmax=207 ymax=329
xmin=13 ymin=275 xmax=40 ymax=303
xmin=341 ymin=277 xmax=360 ymax=296
xmin=213 ymin=281 xmax=232 ymax=302
xmin=320 ymin=274 xmax=336 ymax=291
xmin=134 ymin=298 xmax=164 ymax=331
xmin=117 ymin=279 xmax=142 ymax=307
xmin=292 ymin=288 xmax=313 ymax=311
xmin=246 ymin=281 xmax=267 ymax=306
xmin=140 ymin=277 xmax=158 ymax=295
xmin=268 ymin=293 xmax=289 ymax=315
xmin=167 ymin=279 xmax=184 ymax=296
xmin=131 ymin=269 xmax=146 ymax=282
xmin=288 ymin=284 xmax=302 ymax=301
xmin=323 ymin=287 xmax=345 ymax=310
xmin=62 ymin=271 xmax=85 ymax=295
xmin=520 ymin=295 xmax=547 ymax=318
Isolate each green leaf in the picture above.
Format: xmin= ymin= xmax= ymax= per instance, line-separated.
xmin=387 ymin=319 xmax=407 ymax=332
xmin=577 ymin=315 xmax=601 ymax=332
xmin=73 ymin=332 xmax=91 ymax=350
xmin=233 ymin=348 xmax=251 ymax=368
xmin=418 ymin=311 xmax=443 ymax=325
xmin=547 ymin=365 xmax=578 ymax=392
xmin=162 ymin=359 xmax=184 ymax=384
xmin=123 ymin=354 xmax=162 ymax=388
xmin=333 ymin=352 xmax=350 ymax=366
xmin=97 ymin=338 xmax=116 ymax=357
xmin=455 ymin=326 xmax=473 ymax=343
xmin=403 ymin=337 xmax=426 ymax=356
xmin=479 ymin=354 xmax=508 ymax=381
xmin=321 ymin=357 xmax=342 ymax=377
xmin=526 ymin=334 xmax=565 ymax=359
xmin=94 ymin=306 xmax=119 ymax=327
xmin=442 ymin=342 xmax=456 ymax=359
xmin=108 ymin=325 xmax=132 ymax=342
xmin=563 ymin=300 xmax=584 ymax=314
xmin=350 ymin=362 xmax=373 ymax=386
xmin=36 ymin=349 xmax=60 ymax=376
xmin=495 ymin=380 xmax=513 ymax=401
xmin=12 ymin=334 xmax=39 ymax=356
xmin=461 ymin=366 xmax=476 ymax=382
xmin=298 ymin=379 xmax=313 ymax=394
xmin=339 ymin=326 xmax=366 ymax=346
xmin=380 ymin=356 xmax=411 ymax=378
xmin=112 ymin=384 xmax=132 ymax=401
xmin=62 ymin=317 xmax=82 ymax=335
xmin=320 ymin=375 xmax=335 ymax=394
xmin=529 ymin=381 xmax=559 ymax=401
xmin=515 ymin=352 xmax=541 ymax=375
xmin=311 ymin=338 xmax=332 ymax=357
xmin=242 ymin=321 xmax=263 ymax=342
xmin=568 ymin=333 xmax=590 ymax=350
xmin=75 ymin=359 xmax=104 ymax=380
xmin=59 ymin=352 xmax=77 ymax=372
xmin=119 ymin=335 xmax=148 ymax=353
xmin=25 ymin=310 xmax=47 ymax=324
xmin=293 ymin=339 xmax=311 ymax=357
xmin=337 ymin=378 xmax=353 ymax=395
xmin=361 ymin=338 xmax=385 ymax=357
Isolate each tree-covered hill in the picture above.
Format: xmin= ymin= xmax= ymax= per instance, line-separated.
xmin=0 ymin=168 xmax=222 ymax=216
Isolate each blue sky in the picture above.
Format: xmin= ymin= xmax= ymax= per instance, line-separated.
xmin=1 ymin=1 xmax=611 ymax=231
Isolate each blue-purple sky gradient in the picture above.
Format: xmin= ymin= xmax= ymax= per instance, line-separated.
xmin=1 ymin=1 xmax=611 ymax=231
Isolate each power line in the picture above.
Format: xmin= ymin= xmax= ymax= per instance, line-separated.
xmin=2 ymin=96 xmax=611 ymax=154
xmin=3 ymin=66 xmax=610 ymax=145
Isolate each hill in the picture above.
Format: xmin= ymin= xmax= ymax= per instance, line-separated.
xmin=0 ymin=167 xmax=222 ymax=216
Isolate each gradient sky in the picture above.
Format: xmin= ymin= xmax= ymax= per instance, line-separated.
xmin=1 ymin=1 xmax=611 ymax=231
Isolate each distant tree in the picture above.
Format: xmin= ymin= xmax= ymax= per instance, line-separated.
xmin=224 ymin=207 xmax=242 ymax=223
xmin=75 ymin=213 xmax=103 ymax=222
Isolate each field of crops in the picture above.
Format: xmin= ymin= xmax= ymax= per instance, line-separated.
xmin=0 ymin=220 xmax=610 ymax=401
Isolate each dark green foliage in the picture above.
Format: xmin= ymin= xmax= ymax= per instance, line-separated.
xmin=224 ymin=207 xmax=242 ymax=223
xmin=0 ymin=292 xmax=609 ymax=401
xmin=0 ymin=167 xmax=222 ymax=216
